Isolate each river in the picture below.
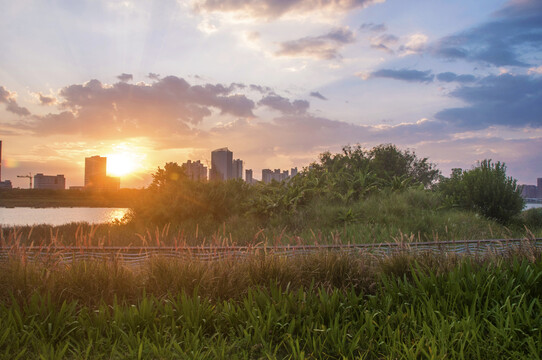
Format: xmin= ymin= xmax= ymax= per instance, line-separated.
xmin=0 ymin=207 xmax=129 ymax=227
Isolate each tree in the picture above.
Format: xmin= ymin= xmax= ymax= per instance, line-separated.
xmin=367 ymin=144 xmax=439 ymax=186
xmin=149 ymin=162 xmax=186 ymax=190
xmin=439 ymin=159 xmax=524 ymax=223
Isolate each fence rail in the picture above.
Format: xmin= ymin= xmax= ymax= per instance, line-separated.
xmin=1 ymin=238 xmax=541 ymax=264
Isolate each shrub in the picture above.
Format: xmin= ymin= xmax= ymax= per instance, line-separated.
xmin=439 ymin=159 xmax=524 ymax=223
xmin=519 ymin=208 xmax=542 ymax=230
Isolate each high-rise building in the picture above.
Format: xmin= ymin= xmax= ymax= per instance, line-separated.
xmin=538 ymin=178 xmax=542 ymax=199
xmin=85 ymin=156 xmax=107 ymax=187
xmin=232 ymin=159 xmax=243 ymax=180
xmin=262 ymin=169 xmax=273 ymax=183
xmin=84 ymin=155 xmax=120 ymax=190
xmin=34 ymin=174 xmax=66 ymax=190
xmin=291 ymin=167 xmax=298 ymax=177
xmin=245 ymin=169 xmax=253 ymax=184
xmin=262 ymin=167 xmax=296 ymax=183
xmin=183 ymin=160 xmax=207 ymax=181
xmin=210 ymin=148 xmax=233 ymax=181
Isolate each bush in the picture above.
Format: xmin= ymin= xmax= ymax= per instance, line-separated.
xmin=519 ymin=208 xmax=542 ymax=230
xmin=439 ymin=159 xmax=524 ymax=223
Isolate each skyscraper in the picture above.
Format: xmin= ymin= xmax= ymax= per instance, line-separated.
xmin=85 ymin=156 xmax=107 ymax=187
xmin=183 ymin=160 xmax=208 ymax=181
xmin=84 ymin=155 xmax=120 ymax=190
xmin=232 ymin=159 xmax=243 ymax=180
xmin=210 ymin=148 xmax=233 ymax=181
xmin=245 ymin=169 xmax=253 ymax=184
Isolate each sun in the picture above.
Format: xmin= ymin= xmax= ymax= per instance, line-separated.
xmin=106 ymin=153 xmax=138 ymax=177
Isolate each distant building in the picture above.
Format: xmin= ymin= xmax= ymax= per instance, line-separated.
xmin=232 ymin=159 xmax=243 ymax=180
xmin=262 ymin=169 xmax=273 ymax=184
xmin=261 ymin=168 xmax=295 ymax=183
xmin=521 ymin=185 xmax=538 ymax=199
xmin=291 ymin=167 xmax=298 ymax=177
xmin=84 ymin=155 xmax=120 ymax=190
xmin=245 ymin=169 xmax=253 ymax=184
xmin=103 ymin=176 xmax=120 ymax=191
xmin=210 ymin=148 xmax=233 ymax=181
xmin=0 ymin=180 xmax=12 ymax=189
xmin=85 ymin=156 xmax=107 ymax=187
xmin=538 ymin=178 xmax=542 ymax=199
xmin=183 ymin=160 xmax=207 ymax=181
xmin=34 ymin=174 xmax=66 ymax=190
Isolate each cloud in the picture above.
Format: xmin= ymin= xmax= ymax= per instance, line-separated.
xmin=13 ymin=76 xmax=256 ymax=138
xmin=310 ymin=91 xmax=327 ymax=100
xmin=275 ymin=28 xmax=355 ymax=60
xmin=148 ymin=73 xmax=160 ymax=80
xmin=360 ymin=22 xmax=387 ymax=32
xmin=370 ymin=68 xmax=434 ymax=83
xmin=370 ymin=33 xmax=398 ymax=52
xmin=193 ymin=0 xmax=384 ymax=19
xmin=528 ymin=66 xmax=542 ymax=75
xmin=0 ymin=86 xmax=30 ymax=116
xmin=435 ymin=73 xmax=542 ymax=129
xmin=258 ymin=94 xmax=309 ymax=114
xmin=38 ymin=93 xmax=57 ymax=106
xmin=398 ymin=33 xmax=428 ymax=55
xmin=436 ymin=72 xmax=476 ymax=83
xmin=117 ymin=73 xmax=133 ymax=82
xmin=249 ymin=84 xmax=273 ymax=94
xmin=431 ymin=0 xmax=542 ymax=67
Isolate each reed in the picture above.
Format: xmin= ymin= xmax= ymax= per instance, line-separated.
xmin=1 ymin=249 xmax=541 ymax=359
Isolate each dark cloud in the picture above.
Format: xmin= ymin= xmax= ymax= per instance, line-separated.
xmin=249 ymin=84 xmax=273 ymax=94
xmin=310 ymin=91 xmax=327 ymax=100
xmin=117 ymin=73 xmax=133 ymax=82
xmin=360 ymin=22 xmax=387 ymax=32
xmin=431 ymin=0 xmax=542 ymax=67
xmin=371 ymin=69 xmax=434 ymax=83
xmin=435 ymin=73 xmax=542 ymax=129
xmin=148 ymin=73 xmax=160 ymax=80
xmin=194 ymin=0 xmax=382 ymax=19
xmin=38 ymin=93 xmax=57 ymax=105
xmin=258 ymin=94 xmax=309 ymax=114
xmin=436 ymin=72 xmax=476 ymax=83
xmin=275 ymin=28 xmax=355 ymax=60
xmin=0 ymin=85 xmax=30 ymax=116
xmin=15 ymin=76 xmax=255 ymax=138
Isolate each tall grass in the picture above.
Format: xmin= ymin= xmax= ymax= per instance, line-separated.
xmin=2 ymin=189 xmax=539 ymax=247
xmin=1 ymin=251 xmax=541 ymax=358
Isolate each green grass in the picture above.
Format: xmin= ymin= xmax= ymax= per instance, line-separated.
xmin=1 ymin=251 xmax=542 ymax=359
xmin=3 ymin=189 xmax=540 ymax=247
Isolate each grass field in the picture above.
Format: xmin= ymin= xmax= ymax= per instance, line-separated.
xmin=1 ymin=249 xmax=541 ymax=359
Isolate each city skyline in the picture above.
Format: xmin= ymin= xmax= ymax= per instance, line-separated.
xmin=1 ymin=0 xmax=541 ymax=188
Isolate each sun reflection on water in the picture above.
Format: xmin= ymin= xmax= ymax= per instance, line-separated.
xmin=107 ymin=208 xmax=130 ymax=223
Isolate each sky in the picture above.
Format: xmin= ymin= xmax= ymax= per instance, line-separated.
xmin=0 ymin=0 xmax=541 ymax=188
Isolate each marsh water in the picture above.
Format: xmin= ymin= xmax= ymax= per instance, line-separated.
xmin=0 ymin=207 xmax=129 ymax=227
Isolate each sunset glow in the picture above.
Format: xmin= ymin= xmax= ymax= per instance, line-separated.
xmin=106 ymin=153 xmax=139 ymax=177
xmin=0 ymin=0 xmax=541 ymax=189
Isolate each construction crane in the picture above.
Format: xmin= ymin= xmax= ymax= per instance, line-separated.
xmin=17 ymin=173 xmax=32 ymax=189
